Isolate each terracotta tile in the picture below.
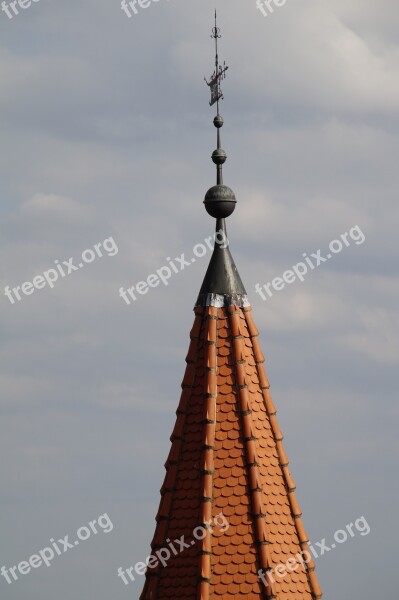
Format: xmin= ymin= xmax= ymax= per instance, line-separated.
xmin=217 ymin=448 xmax=229 ymax=460
xmin=219 ymin=383 xmax=233 ymax=395
xmin=218 ymin=327 xmax=230 ymax=339
xmin=218 ymin=345 xmax=231 ymax=356
xmin=214 ymin=582 xmax=228 ymax=594
xmin=233 ymin=570 xmax=247 ymax=583
xmin=212 ymin=562 xmax=224 ymax=575
xmin=221 ymin=486 xmax=235 ymax=498
xmin=228 ymin=495 xmax=241 ymax=507
xmin=218 ymin=364 xmax=231 ymax=376
xmin=218 ymin=373 xmax=235 ymax=386
xmin=251 ymin=337 xmax=265 ymax=363
xmin=228 ymin=312 xmax=241 ymax=338
xmin=207 ymin=318 xmax=217 ymax=344
xmin=217 ymin=356 xmax=231 ymax=368
xmin=235 ymin=504 xmax=248 ymax=516
xmin=240 ymin=562 xmax=252 ymax=574
xmin=244 ymin=309 xmax=259 ymax=338
xmin=220 ymin=419 xmax=232 ymax=432
xmin=215 ymin=430 xmax=228 ymax=444
xmin=222 ymin=438 xmax=234 ymax=450
xmin=217 ymin=496 xmax=229 ymax=508
xmin=190 ymin=315 xmax=203 ymax=339
xmin=240 ymin=581 xmax=253 ymax=594
xmin=231 ymin=554 xmax=242 ymax=565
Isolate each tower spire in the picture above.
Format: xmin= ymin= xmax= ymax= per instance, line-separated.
xmin=139 ymin=15 xmax=323 ymax=600
xmin=199 ymin=12 xmax=247 ymax=307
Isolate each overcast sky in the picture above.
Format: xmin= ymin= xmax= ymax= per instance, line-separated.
xmin=1 ymin=0 xmax=398 ymax=598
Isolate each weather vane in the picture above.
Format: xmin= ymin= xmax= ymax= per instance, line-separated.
xmin=205 ymin=10 xmax=229 ymax=109
xmin=204 ymin=11 xmax=231 ymax=187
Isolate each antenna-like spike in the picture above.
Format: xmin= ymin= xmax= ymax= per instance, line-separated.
xmin=204 ymin=12 xmax=229 ymax=185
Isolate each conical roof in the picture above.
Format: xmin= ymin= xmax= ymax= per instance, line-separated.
xmin=140 ymin=301 xmax=322 ymax=599
xmin=140 ymin=14 xmax=322 ymax=600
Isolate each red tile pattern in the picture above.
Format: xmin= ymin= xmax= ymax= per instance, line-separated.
xmin=140 ymin=305 xmax=322 ymax=600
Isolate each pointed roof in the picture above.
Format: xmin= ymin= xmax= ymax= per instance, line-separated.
xmin=140 ymin=304 xmax=322 ymax=599
xmin=198 ymin=219 xmax=246 ymax=300
xmin=140 ymin=14 xmax=322 ymax=600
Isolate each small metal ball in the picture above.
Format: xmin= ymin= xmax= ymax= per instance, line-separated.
xmin=213 ymin=115 xmax=224 ymax=128
xmin=212 ymin=148 xmax=227 ymax=165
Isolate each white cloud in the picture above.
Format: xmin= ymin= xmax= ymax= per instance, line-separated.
xmin=0 ymin=374 xmax=53 ymax=408
xmin=21 ymin=193 xmax=91 ymax=221
xmin=335 ymin=306 xmax=399 ymax=364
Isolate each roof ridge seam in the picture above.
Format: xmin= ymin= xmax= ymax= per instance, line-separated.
xmin=197 ymin=307 xmax=219 ymax=600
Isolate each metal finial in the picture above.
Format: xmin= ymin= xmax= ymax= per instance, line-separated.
xmin=204 ymin=11 xmax=229 ymax=187
xmin=198 ymin=13 xmax=244 ymax=302
xmin=205 ymin=11 xmax=228 ymax=112
xmin=203 ymin=12 xmax=236 ymax=221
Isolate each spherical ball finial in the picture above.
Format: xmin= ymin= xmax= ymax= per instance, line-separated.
xmin=213 ymin=115 xmax=224 ymax=128
xmin=204 ymin=184 xmax=236 ymax=219
xmin=212 ymin=148 xmax=227 ymax=165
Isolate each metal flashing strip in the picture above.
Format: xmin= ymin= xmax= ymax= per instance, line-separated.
xmin=195 ymin=293 xmax=250 ymax=308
